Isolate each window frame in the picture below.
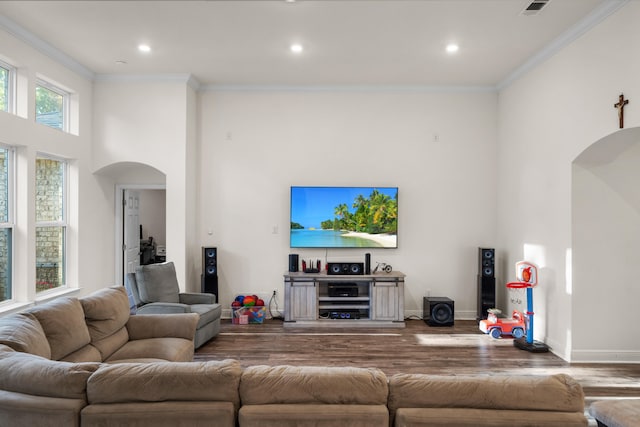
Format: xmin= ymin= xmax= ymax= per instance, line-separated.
xmin=35 ymin=78 xmax=70 ymax=132
xmin=0 ymin=144 xmax=15 ymax=303
xmin=0 ymin=59 xmax=16 ymax=114
xmin=35 ymin=153 xmax=68 ymax=293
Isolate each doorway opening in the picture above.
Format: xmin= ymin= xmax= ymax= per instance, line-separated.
xmin=115 ymin=185 xmax=166 ymax=286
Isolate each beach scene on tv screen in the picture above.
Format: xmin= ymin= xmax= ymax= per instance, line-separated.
xmin=290 ymin=187 xmax=398 ymax=248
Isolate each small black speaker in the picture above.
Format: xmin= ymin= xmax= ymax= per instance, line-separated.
xmin=327 ymin=262 xmax=365 ymax=275
xmin=202 ymin=247 xmax=218 ymax=296
xmin=365 ymin=253 xmax=371 ymax=275
xmin=479 ymin=248 xmax=495 ymax=278
xmin=424 ymin=297 xmax=454 ymax=326
xmin=289 ymin=254 xmax=299 ymax=272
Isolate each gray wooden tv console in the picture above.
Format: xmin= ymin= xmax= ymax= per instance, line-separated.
xmin=283 ymin=271 xmax=405 ymax=328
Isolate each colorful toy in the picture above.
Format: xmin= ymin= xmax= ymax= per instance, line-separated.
xmin=231 ymin=293 xmax=267 ymax=324
xmin=506 ymin=261 xmax=549 ymax=353
xmin=479 ymin=309 xmax=526 ymax=339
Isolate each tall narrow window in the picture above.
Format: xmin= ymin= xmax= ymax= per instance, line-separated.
xmin=35 ymin=156 xmax=66 ymax=293
xmin=35 ymin=80 xmax=68 ymax=131
xmin=0 ymin=146 xmax=13 ymax=302
xmin=0 ymin=61 xmax=13 ymax=113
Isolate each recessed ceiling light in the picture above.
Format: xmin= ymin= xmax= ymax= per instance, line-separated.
xmin=115 ymin=60 xmax=127 ymax=65
xmin=290 ymin=44 xmax=303 ymax=53
xmin=446 ymin=44 xmax=459 ymax=54
xmin=138 ymin=44 xmax=151 ymax=53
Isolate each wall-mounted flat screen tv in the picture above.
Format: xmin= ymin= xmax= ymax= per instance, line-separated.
xmin=290 ymin=186 xmax=398 ymax=248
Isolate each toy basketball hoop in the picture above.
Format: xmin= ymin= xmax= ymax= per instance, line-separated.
xmin=506 ymin=261 xmax=537 ymax=289
xmin=505 ymin=261 xmax=548 ymax=353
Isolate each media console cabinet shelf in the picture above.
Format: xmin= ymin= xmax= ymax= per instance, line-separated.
xmin=283 ymin=271 xmax=405 ymax=328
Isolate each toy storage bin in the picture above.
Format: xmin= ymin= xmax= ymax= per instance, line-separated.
xmin=231 ymin=306 xmax=267 ymax=324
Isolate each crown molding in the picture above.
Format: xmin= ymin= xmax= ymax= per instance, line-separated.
xmin=94 ymin=73 xmax=200 ymax=88
xmin=201 ymin=84 xmax=497 ymax=93
xmin=0 ymin=14 xmax=94 ymax=80
xmin=497 ymin=0 xmax=629 ymax=91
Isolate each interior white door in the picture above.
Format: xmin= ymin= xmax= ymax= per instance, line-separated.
xmin=123 ymin=189 xmax=141 ymax=277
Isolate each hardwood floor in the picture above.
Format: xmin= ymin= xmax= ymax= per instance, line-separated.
xmin=195 ymin=319 xmax=640 ymax=402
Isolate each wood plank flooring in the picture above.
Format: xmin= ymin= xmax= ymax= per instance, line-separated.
xmin=195 ymin=319 xmax=640 ymax=402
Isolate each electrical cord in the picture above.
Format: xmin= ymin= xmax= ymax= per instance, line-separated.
xmin=268 ymin=291 xmax=283 ymax=320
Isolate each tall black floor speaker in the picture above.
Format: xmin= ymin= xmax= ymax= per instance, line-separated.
xmin=201 ymin=247 xmax=218 ymax=297
xmin=477 ymin=247 xmax=495 ymax=320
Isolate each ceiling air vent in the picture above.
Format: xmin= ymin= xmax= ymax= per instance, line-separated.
xmin=521 ymin=0 xmax=550 ymax=16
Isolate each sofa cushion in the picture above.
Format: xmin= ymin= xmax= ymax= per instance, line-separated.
xmin=0 ymin=351 xmax=99 ymax=399
xmin=27 ymin=297 xmax=91 ymax=360
xmin=387 ymin=373 xmax=585 ymax=416
xmin=589 ymin=399 xmax=640 ymax=427
xmin=105 ymin=337 xmax=194 ymax=363
xmin=81 ymin=401 xmax=236 ymax=427
xmin=0 ymin=312 xmax=52 ymax=359
xmin=87 ymin=359 xmax=242 ymax=409
xmin=60 ymin=344 xmax=103 ymax=363
xmin=0 ymin=389 xmax=87 ymax=427
xmin=239 ymin=404 xmax=389 ymax=427
xmin=394 ymin=407 xmax=588 ymax=426
xmin=80 ymin=286 xmax=131 ymax=360
xmin=240 ymin=365 xmax=389 ymax=406
xmin=135 ymin=262 xmax=180 ymax=304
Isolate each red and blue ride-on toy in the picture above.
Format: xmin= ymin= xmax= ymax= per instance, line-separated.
xmin=479 ymin=309 xmax=526 ymax=339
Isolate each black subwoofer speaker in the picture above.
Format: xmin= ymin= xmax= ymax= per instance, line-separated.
xmin=423 ymin=297 xmax=454 ymax=326
xmin=201 ymin=247 xmax=218 ymax=296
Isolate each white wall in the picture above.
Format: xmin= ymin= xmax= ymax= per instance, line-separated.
xmin=572 ymin=130 xmax=640 ymax=361
xmin=199 ymin=90 xmax=498 ymax=316
xmin=92 ymin=79 xmax=197 ymax=291
xmin=0 ymin=27 xmax=113 ymax=301
xmin=497 ymin=2 xmax=640 ymax=361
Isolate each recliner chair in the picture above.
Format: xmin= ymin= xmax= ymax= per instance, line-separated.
xmin=125 ymin=261 xmax=221 ymax=348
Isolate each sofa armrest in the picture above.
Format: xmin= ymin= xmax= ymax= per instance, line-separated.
xmin=135 ymin=302 xmax=191 ymax=314
xmin=180 ymin=292 xmax=216 ymax=304
xmin=126 ymin=313 xmax=199 ymax=341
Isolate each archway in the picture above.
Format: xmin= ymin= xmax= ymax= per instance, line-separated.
xmin=94 ymin=162 xmax=167 ymax=286
xmin=571 ymin=127 xmax=640 ymax=362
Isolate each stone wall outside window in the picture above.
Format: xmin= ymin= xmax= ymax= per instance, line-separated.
xmin=36 ymin=158 xmax=64 ymax=292
xmin=0 ymin=150 xmax=9 ymax=300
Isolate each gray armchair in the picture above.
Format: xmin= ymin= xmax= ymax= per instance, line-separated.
xmin=125 ymin=262 xmax=221 ymax=348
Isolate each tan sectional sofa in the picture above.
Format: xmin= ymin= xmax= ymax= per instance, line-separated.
xmin=0 ymin=286 xmax=241 ymax=427
xmin=0 ymin=285 xmax=589 ymax=427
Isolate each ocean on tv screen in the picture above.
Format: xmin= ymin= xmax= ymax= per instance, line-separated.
xmin=290 ymin=229 xmax=397 ymax=248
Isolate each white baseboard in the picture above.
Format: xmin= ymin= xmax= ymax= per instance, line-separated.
xmin=570 ymin=349 xmax=640 ymax=363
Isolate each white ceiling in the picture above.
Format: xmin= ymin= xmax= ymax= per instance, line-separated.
xmin=0 ymin=0 xmax=623 ymax=88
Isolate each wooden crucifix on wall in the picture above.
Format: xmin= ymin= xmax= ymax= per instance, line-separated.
xmin=614 ymin=93 xmax=629 ymax=129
